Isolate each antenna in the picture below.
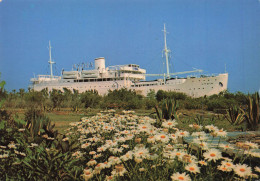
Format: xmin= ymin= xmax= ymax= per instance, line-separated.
xmin=163 ymin=24 xmax=171 ymax=79
xmin=48 ymin=40 xmax=55 ymax=79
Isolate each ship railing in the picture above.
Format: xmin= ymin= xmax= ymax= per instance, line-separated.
xmin=37 ymin=75 xmax=61 ymax=79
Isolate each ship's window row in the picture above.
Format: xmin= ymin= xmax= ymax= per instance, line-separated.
xmin=73 ymin=78 xmax=126 ymax=83
xmin=131 ymin=83 xmax=158 ymax=87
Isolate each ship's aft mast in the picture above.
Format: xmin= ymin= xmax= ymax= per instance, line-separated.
xmin=48 ymin=40 xmax=55 ymax=79
xmin=163 ymin=24 xmax=171 ymax=79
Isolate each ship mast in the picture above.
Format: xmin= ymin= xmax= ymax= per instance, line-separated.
xmin=48 ymin=40 xmax=55 ymax=79
xmin=163 ymin=24 xmax=171 ymax=79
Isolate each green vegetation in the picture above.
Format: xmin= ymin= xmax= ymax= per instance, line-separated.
xmin=1 ymin=85 xmax=259 ymax=132
xmin=0 ymin=87 xmax=251 ymax=112
xmin=1 ymin=76 xmax=260 ymax=180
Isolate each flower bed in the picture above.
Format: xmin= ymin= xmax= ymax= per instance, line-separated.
xmin=67 ymin=110 xmax=260 ymax=180
xmin=1 ymin=110 xmax=259 ymax=180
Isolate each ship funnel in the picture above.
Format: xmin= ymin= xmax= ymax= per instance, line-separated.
xmin=95 ymin=57 xmax=106 ymax=71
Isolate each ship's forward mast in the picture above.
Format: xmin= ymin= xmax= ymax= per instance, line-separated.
xmin=48 ymin=40 xmax=55 ymax=79
xmin=163 ymin=23 xmax=171 ymax=79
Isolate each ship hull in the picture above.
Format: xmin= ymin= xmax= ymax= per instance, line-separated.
xmin=31 ymin=73 xmax=228 ymax=98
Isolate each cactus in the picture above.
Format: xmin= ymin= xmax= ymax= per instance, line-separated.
xmin=244 ymin=92 xmax=259 ymax=131
xmin=155 ymin=98 xmax=179 ymax=127
xmin=225 ymin=105 xmax=245 ymax=125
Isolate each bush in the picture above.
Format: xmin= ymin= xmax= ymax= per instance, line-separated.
xmin=103 ymin=88 xmax=144 ymax=109
xmin=80 ymin=90 xmax=101 ymax=108
xmin=156 ymin=90 xmax=188 ymax=102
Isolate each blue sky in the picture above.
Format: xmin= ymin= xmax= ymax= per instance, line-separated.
xmin=0 ymin=0 xmax=260 ymax=93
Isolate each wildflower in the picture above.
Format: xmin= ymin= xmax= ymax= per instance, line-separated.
xmin=219 ymin=143 xmax=234 ymax=150
xmin=105 ymin=175 xmax=115 ymax=181
xmin=111 ymin=164 xmax=127 ymax=176
xmin=217 ymin=165 xmax=229 ymax=172
xmin=93 ymin=153 xmax=102 ymax=159
xmin=250 ymin=173 xmax=259 ymax=179
xmin=135 ymin=137 xmax=142 ymax=143
xmin=148 ymin=153 xmax=158 ymax=160
xmin=8 ymin=142 xmax=17 ymax=149
xmin=147 ymin=136 xmax=155 ymax=143
xmin=220 ymin=161 xmax=234 ymax=171
xmin=108 ymin=156 xmax=121 ymax=165
xmin=134 ymin=157 xmax=143 ymax=163
xmin=176 ymin=130 xmax=189 ymax=138
xmin=72 ymin=151 xmax=83 ymax=158
xmin=165 ymin=144 xmax=174 ymax=151
xmin=198 ymin=160 xmax=207 ymax=166
xmin=138 ymin=124 xmax=151 ymax=133
xmin=82 ymin=168 xmax=93 ymax=181
xmin=191 ymin=131 xmax=207 ymax=137
xmin=234 ymin=164 xmax=252 ymax=178
xmin=172 ymin=149 xmax=185 ymax=159
xmin=185 ymin=163 xmax=200 ymax=174
xmin=193 ymin=139 xmax=209 ymax=150
xmin=89 ymin=151 xmax=96 ymax=155
xmin=189 ymin=124 xmax=202 ymax=130
xmin=134 ymin=147 xmax=149 ymax=159
xmin=97 ymin=146 xmax=107 ymax=152
xmin=203 ymin=148 xmax=222 ymax=162
xmin=120 ymin=151 xmax=133 ymax=161
xmin=87 ymin=159 xmax=97 ymax=166
xmin=222 ymin=157 xmax=232 ymax=162
xmin=155 ymin=133 xmax=170 ymax=143
xmin=171 ymin=172 xmax=191 ymax=181
xmin=162 ymin=120 xmax=178 ymax=128
xmin=94 ymin=163 xmax=104 ymax=174
xmin=121 ymin=144 xmax=129 ymax=149
xmin=244 ymin=141 xmax=258 ymax=149
xmin=205 ymin=124 xmax=218 ymax=132
xmin=216 ymin=129 xmax=227 ymax=137
xmin=182 ymin=154 xmax=192 ymax=163
xmin=255 ymin=166 xmax=260 ymax=173
xmin=109 ymin=147 xmax=123 ymax=154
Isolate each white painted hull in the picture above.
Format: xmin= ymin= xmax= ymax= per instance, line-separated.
xmin=32 ymin=73 xmax=228 ymax=98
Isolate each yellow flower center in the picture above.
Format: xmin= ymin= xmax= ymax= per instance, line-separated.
xmin=240 ymin=168 xmax=246 ymax=172
xmin=189 ymin=167 xmax=195 ymax=171
xmin=178 ymin=176 xmax=184 ymax=180
xmin=210 ymin=153 xmax=216 ymax=157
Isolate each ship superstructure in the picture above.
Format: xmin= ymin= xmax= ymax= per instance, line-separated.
xmin=30 ymin=25 xmax=228 ymax=97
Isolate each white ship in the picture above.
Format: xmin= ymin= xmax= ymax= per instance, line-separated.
xmin=30 ymin=25 xmax=228 ymax=98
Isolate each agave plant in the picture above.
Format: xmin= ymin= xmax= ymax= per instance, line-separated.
xmin=225 ymin=105 xmax=245 ymax=125
xmin=244 ymin=92 xmax=259 ymax=131
xmin=155 ymin=98 xmax=179 ymax=127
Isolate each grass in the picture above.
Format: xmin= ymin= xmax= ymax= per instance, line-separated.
xmin=11 ymin=108 xmax=247 ymax=133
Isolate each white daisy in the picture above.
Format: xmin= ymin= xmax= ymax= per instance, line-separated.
xmin=203 ymin=148 xmax=222 ymax=162
xmin=171 ymin=172 xmax=191 ymax=181
xmin=234 ymin=164 xmax=252 ymax=178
